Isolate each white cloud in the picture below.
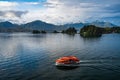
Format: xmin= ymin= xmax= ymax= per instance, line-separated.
xmin=0 ymin=1 xmax=18 ymax=7
xmin=23 ymin=2 xmax=40 ymax=5
xmin=0 ymin=0 xmax=119 ymax=25
xmin=1 ymin=0 xmax=97 ymax=24
xmin=0 ymin=1 xmax=18 ymax=11
xmin=20 ymin=0 xmax=96 ymax=24
xmin=0 ymin=10 xmax=28 ymax=24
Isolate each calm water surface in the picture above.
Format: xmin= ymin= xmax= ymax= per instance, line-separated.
xmin=0 ymin=33 xmax=120 ymax=80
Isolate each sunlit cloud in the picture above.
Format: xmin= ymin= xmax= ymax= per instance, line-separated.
xmin=0 ymin=0 xmax=120 ymax=25
xmin=0 ymin=10 xmax=28 ymax=18
xmin=23 ymin=2 xmax=40 ymax=5
xmin=0 ymin=1 xmax=18 ymax=7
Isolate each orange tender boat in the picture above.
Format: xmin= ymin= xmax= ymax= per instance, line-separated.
xmin=55 ymin=56 xmax=80 ymax=66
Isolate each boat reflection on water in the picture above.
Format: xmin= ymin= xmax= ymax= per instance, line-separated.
xmin=55 ymin=56 xmax=80 ymax=70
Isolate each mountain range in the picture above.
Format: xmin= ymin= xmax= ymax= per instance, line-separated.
xmin=0 ymin=20 xmax=118 ymax=32
xmin=89 ymin=20 xmax=117 ymax=27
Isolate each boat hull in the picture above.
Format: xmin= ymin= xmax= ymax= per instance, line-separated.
xmin=55 ymin=62 xmax=80 ymax=70
xmin=55 ymin=62 xmax=80 ymax=67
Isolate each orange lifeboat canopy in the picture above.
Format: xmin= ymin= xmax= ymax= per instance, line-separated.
xmin=56 ymin=56 xmax=80 ymax=64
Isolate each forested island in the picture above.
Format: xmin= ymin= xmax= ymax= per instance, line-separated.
xmin=61 ymin=27 xmax=77 ymax=34
xmin=80 ymin=25 xmax=120 ymax=37
xmin=32 ymin=27 xmax=77 ymax=34
xmin=80 ymin=25 xmax=103 ymax=37
xmin=32 ymin=30 xmax=46 ymax=34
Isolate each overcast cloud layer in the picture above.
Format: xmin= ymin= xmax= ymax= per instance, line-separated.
xmin=0 ymin=0 xmax=120 ymax=25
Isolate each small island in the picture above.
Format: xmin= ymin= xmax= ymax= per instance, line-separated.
xmin=62 ymin=27 xmax=77 ymax=34
xmin=53 ymin=30 xmax=59 ymax=33
xmin=32 ymin=30 xmax=46 ymax=34
xmin=80 ymin=25 xmax=103 ymax=37
xmin=80 ymin=25 xmax=120 ymax=38
xmin=32 ymin=30 xmax=41 ymax=34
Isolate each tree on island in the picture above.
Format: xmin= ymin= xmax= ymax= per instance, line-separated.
xmin=41 ymin=30 xmax=46 ymax=33
xmin=111 ymin=27 xmax=120 ymax=33
xmin=101 ymin=27 xmax=120 ymax=34
xmin=61 ymin=30 xmax=65 ymax=33
xmin=32 ymin=30 xmax=41 ymax=34
xmin=53 ymin=30 xmax=59 ymax=33
xmin=80 ymin=25 xmax=103 ymax=37
xmin=61 ymin=27 xmax=77 ymax=34
xmin=32 ymin=30 xmax=47 ymax=34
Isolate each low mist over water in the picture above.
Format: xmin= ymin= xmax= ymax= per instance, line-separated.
xmin=0 ymin=33 xmax=120 ymax=80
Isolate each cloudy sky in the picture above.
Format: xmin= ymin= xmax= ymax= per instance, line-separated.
xmin=0 ymin=0 xmax=120 ymax=25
